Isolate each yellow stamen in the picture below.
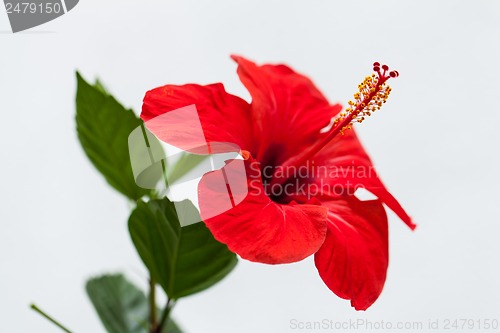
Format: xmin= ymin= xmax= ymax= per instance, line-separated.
xmin=333 ymin=62 xmax=398 ymax=135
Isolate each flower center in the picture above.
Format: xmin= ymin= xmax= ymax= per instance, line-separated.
xmin=270 ymin=62 xmax=399 ymax=188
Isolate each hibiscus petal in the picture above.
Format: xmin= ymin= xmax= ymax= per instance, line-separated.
xmin=312 ymin=130 xmax=415 ymax=229
xmin=231 ymin=55 xmax=342 ymax=167
xmin=141 ymin=83 xmax=255 ymax=154
xmin=314 ymin=197 xmax=389 ymax=310
xmin=198 ymin=155 xmax=328 ymax=264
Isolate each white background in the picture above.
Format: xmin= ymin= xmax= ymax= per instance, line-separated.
xmin=1 ymin=1 xmax=499 ymax=332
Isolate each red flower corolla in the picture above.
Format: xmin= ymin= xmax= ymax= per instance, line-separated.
xmin=141 ymin=56 xmax=415 ymax=310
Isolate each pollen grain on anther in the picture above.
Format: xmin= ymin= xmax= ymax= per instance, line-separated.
xmin=333 ymin=62 xmax=398 ymax=135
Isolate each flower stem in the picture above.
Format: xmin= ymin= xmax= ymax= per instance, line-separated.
xmin=30 ymin=304 xmax=74 ymax=333
xmin=155 ymin=298 xmax=176 ymax=333
xmin=149 ymin=278 xmax=157 ymax=333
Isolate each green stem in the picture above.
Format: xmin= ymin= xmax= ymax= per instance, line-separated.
xmin=30 ymin=304 xmax=74 ymax=333
xmin=149 ymin=278 xmax=157 ymax=333
xmin=155 ymin=298 xmax=176 ymax=333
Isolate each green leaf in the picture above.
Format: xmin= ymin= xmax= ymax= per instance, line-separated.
xmin=167 ymin=153 xmax=209 ymax=185
xmin=129 ymin=198 xmax=237 ymax=299
xmin=86 ymin=274 xmax=183 ymax=333
xmin=76 ymin=72 xmax=162 ymax=200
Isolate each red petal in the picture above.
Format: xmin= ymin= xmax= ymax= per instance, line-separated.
xmin=314 ymin=197 xmax=389 ymax=310
xmin=232 ymin=55 xmax=342 ymax=166
xmin=141 ymin=83 xmax=254 ymax=154
xmin=312 ymin=130 xmax=415 ymax=229
xmin=198 ymin=155 xmax=328 ymax=264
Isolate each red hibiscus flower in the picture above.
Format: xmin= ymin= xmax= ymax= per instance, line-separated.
xmin=141 ymin=56 xmax=415 ymax=310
